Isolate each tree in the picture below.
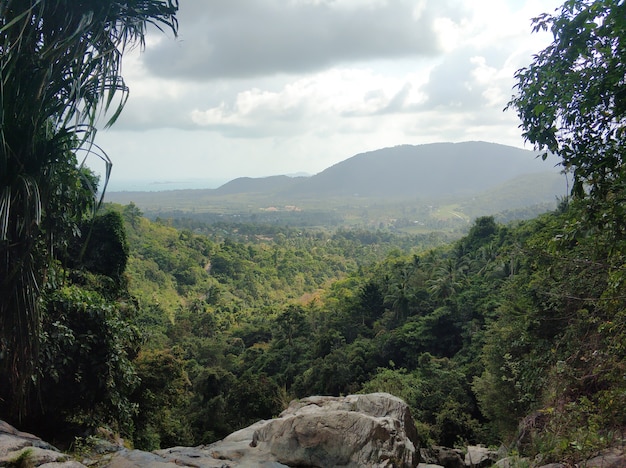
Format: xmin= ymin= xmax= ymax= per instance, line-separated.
xmin=38 ymin=285 xmax=141 ymax=439
xmin=507 ymin=5 xmax=626 ymax=451
xmin=508 ymin=0 xmax=626 ymax=205
xmin=0 ymin=1 xmax=178 ymax=420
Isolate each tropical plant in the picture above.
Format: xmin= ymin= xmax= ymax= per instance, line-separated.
xmin=506 ymin=1 xmax=626 ymax=453
xmin=508 ymin=0 xmax=626 ymax=208
xmin=0 ymin=0 xmax=178 ymax=421
xmin=38 ymin=285 xmax=141 ymax=437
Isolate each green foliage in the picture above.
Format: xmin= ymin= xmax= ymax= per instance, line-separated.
xmin=224 ymin=372 xmax=284 ymax=429
xmin=77 ymin=211 xmax=129 ymax=287
xmin=509 ymin=0 xmax=626 ymax=205
xmin=37 ymin=285 xmax=140 ymax=436
xmin=361 ymin=355 xmax=482 ymax=447
xmin=5 ymin=448 xmax=35 ymax=468
xmin=33 ymin=191 xmax=624 ymax=460
xmin=132 ymin=349 xmax=193 ymax=450
xmin=496 ymin=5 xmax=626 ymax=458
xmin=0 ymin=0 xmax=178 ymax=421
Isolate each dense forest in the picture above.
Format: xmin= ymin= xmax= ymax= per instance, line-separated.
xmin=10 ymin=197 xmax=626 ymax=466
xmin=2 ymin=1 xmax=626 ymax=467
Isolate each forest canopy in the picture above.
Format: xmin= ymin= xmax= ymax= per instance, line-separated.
xmin=1 ymin=1 xmax=626 ymax=466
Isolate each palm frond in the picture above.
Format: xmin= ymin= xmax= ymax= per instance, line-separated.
xmin=0 ymin=0 xmax=178 ymax=421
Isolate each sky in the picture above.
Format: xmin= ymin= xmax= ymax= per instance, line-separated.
xmin=93 ymin=0 xmax=564 ymax=191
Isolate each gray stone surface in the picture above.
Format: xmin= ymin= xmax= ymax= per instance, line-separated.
xmin=464 ymin=445 xmax=499 ymax=468
xmin=39 ymin=463 xmax=88 ymax=468
xmin=253 ymin=393 xmax=419 ymax=467
xmin=108 ymin=393 xmax=419 ymax=467
xmin=0 ymin=421 xmax=87 ymax=468
xmin=0 ymin=446 xmax=73 ymax=466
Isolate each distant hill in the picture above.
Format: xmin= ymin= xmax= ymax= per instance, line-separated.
xmin=462 ymin=171 xmax=568 ymax=216
xmin=199 ymin=141 xmax=560 ymax=199
xmin=214 ymin=175 xmax=302 ymax=195
xmin=105 ymin=141 xmax=564 ymax=213
xmin=283 ymin=141 xmax=559 ymax=199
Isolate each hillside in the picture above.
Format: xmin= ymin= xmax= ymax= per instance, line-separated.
xmin=286 ymin=141 xmax=559 ymax=198
xmin=214 ymin=175 xmax=302 ymax=195
xmin=19 ymin=201 xmax=626 ymax=468
xmin=105 ymin=142 xmax=564 ymax=219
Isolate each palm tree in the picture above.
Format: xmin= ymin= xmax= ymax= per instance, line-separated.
xmin=427 ymin=256 xmax=468 ymax=301
xmin=0 ymin=0 xmax=178 ymax=420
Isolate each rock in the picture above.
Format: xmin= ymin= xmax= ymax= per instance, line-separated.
xmin=0 ymin=420 xmax=87 ymax=468
xmin=583 ymin=447 xmax=626 ymax=468
xmin=251 ymin=393 xmax=419 ymax=467
xmin=464 ymin=445 xmax=498 ymax=468
xmin=39 ymin=463 xmax=87 ymax=468
xmin=0 ymin=446 xmax=73 ymax=467
xmin=1 ymin=394 xmax=419 ymax=467
xmin=430 ymin=446 xmax=464 ymax=468
xmin=495 ymin=455 xmax=534 ymax=468
xmin=106 ymin=393 xmax=419 ymax=467
xmin=105 ymin=448 xmax=187 ymax=467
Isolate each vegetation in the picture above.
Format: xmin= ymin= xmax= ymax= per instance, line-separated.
xmin=2 ymin=1 xmax=626 ymax=467
xmin=0 ymin=0 xmax=178 ymax=422
xmin=25 ymin=199 xmax=616 ymax=464
xmin=105 ymin=169 xmax=563 ymax=233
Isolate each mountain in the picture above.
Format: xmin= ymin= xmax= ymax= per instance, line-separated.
xmin=214 ymin=175 xmax=302 ymax=195
xmin=105 ymin=141 xmax=564 ymax=212
xmin=202 ymin=141 xmax=559 ymax=199
xmin=283 ymin=141 xmax=559 ymax=199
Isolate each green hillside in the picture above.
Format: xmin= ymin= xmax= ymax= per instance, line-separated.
xmin=104 ymin=142 xmax=565 ymax=226
xmin=12 ymin=197 xmax=624 ymax=468
xmin=4 ymin=2 xmax=626 ymax=467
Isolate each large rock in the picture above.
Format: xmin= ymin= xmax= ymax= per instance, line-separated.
xmin=428 ymin=446 xmax=464 ymax=468
xmin=111 ymin=392 xmax=420 ymax=467
xmin=252 ymin=393 xmax=420 ymax=467
xmin=0 ymin=421 xmax=81 ymax=467
xmin=464 ymin=445 xmax=498 ymax=467
xmin=2 ymin=394 xmax=420 ymax=467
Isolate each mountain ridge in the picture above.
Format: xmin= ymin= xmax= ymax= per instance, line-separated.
xmin=105 ymin=141 xmax=564 ymax=216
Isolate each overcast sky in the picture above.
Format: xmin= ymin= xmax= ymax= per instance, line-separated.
xmin=94 ymin=0 xmax=563 ymax=190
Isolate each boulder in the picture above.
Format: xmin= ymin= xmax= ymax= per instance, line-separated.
xmin=0 ymin=420 xmax=84 ymax=468
xmin=251 ymin=393 xmax=420 ymax=467
xmin=495 ymin=457 xmax=528 ymax=468
xmin=1 ymin=393 xmax=420 ymax=467
xmin=464 ymin=445 xmax=498 ymax=468
xmin=426 ymin=446 xmax=464 ymax=468
xmin=584 ymin=447 xmax=626 ymax=468
xmin=108 ymin=393 xmax=420 ymax=467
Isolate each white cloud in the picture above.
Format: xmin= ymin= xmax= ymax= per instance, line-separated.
xmin=187 ymin=68 xmax=429 ymax=137
xmin=95 ymin=0 xmax=565 ymax=186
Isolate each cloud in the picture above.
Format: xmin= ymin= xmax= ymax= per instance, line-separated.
xmin=94 ymin=0 xmax=566 ymax=184
xmin=186 ymin=67 xmax=430 ymax=137
xmin=140 ymin=0 xmax=460 ymax=80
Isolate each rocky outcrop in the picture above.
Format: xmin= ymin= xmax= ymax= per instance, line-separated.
xmin=0 ymin=420 xmax=73 ymax=466
xmin=0 ymin=393 xmax=419 ymax=467
xmin=420 ymin=446 xmax=464 ymax=468
xmin=250 ymin=393 xmax=420 ymax=467
xmin=5 ymin=394 xmax=626 ymax=468
xmin=149 ymin=392 xmax=420 ymax=468
xmin=464 ymin=445 xmax=499 ymax=468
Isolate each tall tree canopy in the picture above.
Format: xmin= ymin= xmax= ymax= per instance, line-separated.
xmin=509 ymin=0 xmax=626 ymax=203
xmin=0 ymin=0 xmax=178 ymax=420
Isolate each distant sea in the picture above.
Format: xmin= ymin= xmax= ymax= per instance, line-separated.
xmin=105 ymin=178 xmax=229 ymax=192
